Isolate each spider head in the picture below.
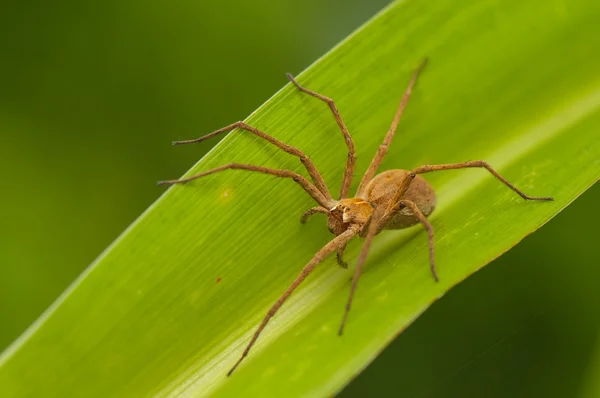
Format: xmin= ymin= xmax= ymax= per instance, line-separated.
xmin=331 ymin=198 xmax=374 ymax=225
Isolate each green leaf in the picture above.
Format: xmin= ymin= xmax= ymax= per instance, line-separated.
xmin=1 ymin=0 xmax=599 ymax=396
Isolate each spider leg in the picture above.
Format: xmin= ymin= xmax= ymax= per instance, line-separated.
xmin=378 ymin=160 xmax=554 ymax=281
xmin=287 ymin=73 xmax=356 ymax=199
xmin=300 ymin=206 xmax=329 ymax=224
xmin=356 ymin=58 xmax=428 ymax=196
xmin=395 ymin=199 xmax=437 ymax=281
xmin=338 ymin=205 xmax=386 ymax=335
xmin=172 ymin=121 xmax=333 ymax=201
xmin=228 ymin=224 xmax=360 ymax=376
xmin=379 ymin=158 xmax=553 ymax=228
xmin=158 ymin=163 xmax=335 ymax=209
xmin=412 ymin=161 xmax=554 ymax=201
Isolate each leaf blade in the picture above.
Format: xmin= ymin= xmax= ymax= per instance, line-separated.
xmin=1 ymin=0 xmax=599 ymax=397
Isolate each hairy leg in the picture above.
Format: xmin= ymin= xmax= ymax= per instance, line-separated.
xmin=381 ymin=159 xmax=553 ymax=228
xmin=396 ymin=199 xmax=437 ymax=281
xmin=173 ymin=121 xmax=332 ymax=201
xmin=158 ymin=163 xmax=335 ymax=209
xmin=412 ymin=161 xmax=554 ymax=201
xmin=379 ymin=160 xmax=554 ymax=280
xmin=338 ymin=205 xmax=386 ymax=335
xmin=228 ymin=224 xmax=361 ymax=376
xmin=356 ymin=58 xmax=428 ymax=196
xmin=287 ymin=74 xmax=356 ymax=199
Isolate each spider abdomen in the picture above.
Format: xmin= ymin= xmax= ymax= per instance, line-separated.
xmin=365 ymin=169 xmax=436 ymax=229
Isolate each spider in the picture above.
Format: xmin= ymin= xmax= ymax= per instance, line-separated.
xmin=158 ymin=58 xmax=553 ymax=376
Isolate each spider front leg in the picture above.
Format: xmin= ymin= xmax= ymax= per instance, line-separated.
xmin=228 ymin=224 xmax=360 ymax=376
xmin=287 ymin=74 xmax=356 ymax=199
xmin=172 ymin=121 xmax=333 ymax=200
xmin=158 ymin=163 xmax=335 ymax=209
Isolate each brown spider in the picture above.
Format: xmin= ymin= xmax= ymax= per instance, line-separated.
xmin=158 ymin=58 xmax=553 ymax=376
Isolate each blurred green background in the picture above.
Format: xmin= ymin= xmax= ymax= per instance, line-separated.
xmin=0 ymin=0 xmax=598 ymax=397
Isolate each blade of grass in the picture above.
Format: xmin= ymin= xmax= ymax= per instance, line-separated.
xmin=1 ymin=0 xmax=599 ymax=397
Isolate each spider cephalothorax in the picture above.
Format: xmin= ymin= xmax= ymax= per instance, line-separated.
xmin=159 ymin=58 xmax=553 ymax=376
xmin=333 ymin=198 xmax=374 ymax=225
